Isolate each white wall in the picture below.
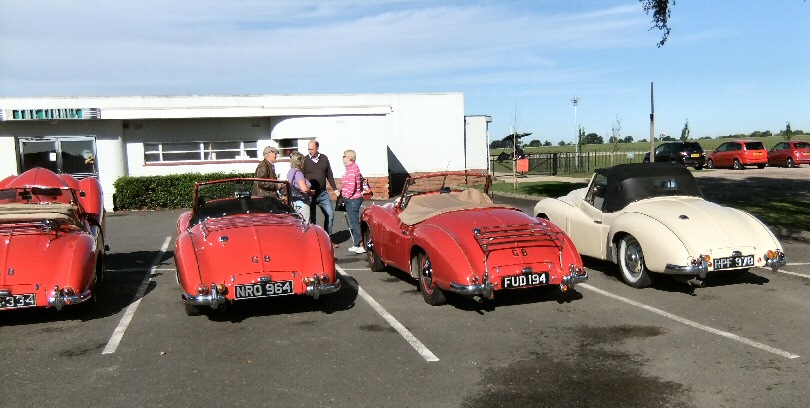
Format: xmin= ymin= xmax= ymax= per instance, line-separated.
xmin=464 ymin=115 xmax=491 ymax=171
xmin=271 ymin=115 xmax=388 ymax=181
xmin=385 ymin=93 xmax=466 ymax=174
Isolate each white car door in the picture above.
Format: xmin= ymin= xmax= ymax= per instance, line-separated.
xmin=567 ymin=175 xmax=609 ymax=259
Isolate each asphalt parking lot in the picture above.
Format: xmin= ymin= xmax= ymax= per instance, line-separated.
xmin=2 ymin=170 xmax=810 ymax=407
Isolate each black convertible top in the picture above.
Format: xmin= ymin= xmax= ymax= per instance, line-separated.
xmin=596 ymin=163 xmax=703 ymax=213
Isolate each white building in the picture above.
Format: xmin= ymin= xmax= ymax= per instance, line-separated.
xmin=0 ymin=94 xmax=491 ymax=209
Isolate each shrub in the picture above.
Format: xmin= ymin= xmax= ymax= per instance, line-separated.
xmin=113 ymin=172 xmax=253 ymax=210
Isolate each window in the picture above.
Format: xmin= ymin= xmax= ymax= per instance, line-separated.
xmin=144 ymin=141 xmax=258 ymax=163
xmin=277 ymin=139 xmax=304 ymax=158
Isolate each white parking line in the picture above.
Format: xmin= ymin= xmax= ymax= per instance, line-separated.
xmin=579 ymin=283 xmax=800 ymax=360
xmin=786 ymin=262 xmax=810 ymax=266
xmin=102 ymin=237 xmax=172 ymax=355
xmin=336 ymin=266 xmax=439 ymax=362
xmin=774 ymin=269 xmax=810 ymax=280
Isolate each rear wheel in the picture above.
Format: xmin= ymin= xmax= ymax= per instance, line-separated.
xmin=185 ymin=303 xmax=203 ymax=316
xmin=706 ymin=159 xmax=715 ymax=169
xmin=618 ymin=235 xmax=652 ymax=288
xmin=363 ymin=228 xmax=384 ymax=272
xmin=733 ymin=159 xmax=743 ymax=170
xmin=787 ymin=157 xmax=796 ymax=168
xmin=418 ymin=252 xmax=446 ymax=305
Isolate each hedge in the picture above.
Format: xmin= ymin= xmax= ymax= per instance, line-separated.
xmin=113 ymin=172 xmax=253 ymax=211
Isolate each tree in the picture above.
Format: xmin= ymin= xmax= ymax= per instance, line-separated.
xmin=528 ymin=139 xmax=541 ymax=147
xmin=680 ymin=119 xmax=690 ymax=141
xmin=783 ymin=121 xmax=793 ymax=141
xmin=543 ymin=140 xmax=552 ymax=147
xmin=640 ymin=0 xmax=674 ymax=47
xmin=499 ymin=132 xmax=532 ymax=148
xmin=558 ymin=140 xmax=567 ymax=146
xmin=610 ymin=116 xmax=623 ymax=149
xmin=489 ymin=140 xmax=507 ymax=149
xmin=583 ymin=132 xmax=604 ymax=144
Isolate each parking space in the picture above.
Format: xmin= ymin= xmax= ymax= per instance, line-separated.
xmin=2 ymin=189 xmax=810 ymax=406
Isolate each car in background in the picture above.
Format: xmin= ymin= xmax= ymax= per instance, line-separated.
xmin=533 ymin=163 xmax=786 ymax=288
xmin=768 ymin=140 xmax=810 ymax=168
xmin=174 ymin=177 xmax=340 ymax=316
xmin=360 ymin=171 xmax=587 ymax=306
xmin=643 ymin=141 xmax=706 ymax=170
xmin=0 ymin=167 xmax=107 ymax=312
xmin=707 ymin=140 xmax=768 ymax=169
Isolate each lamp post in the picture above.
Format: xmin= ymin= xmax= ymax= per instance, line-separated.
xmin=571 ymin=97 xmax=580 ymax=168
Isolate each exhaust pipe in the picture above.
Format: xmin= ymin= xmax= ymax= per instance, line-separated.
xmin=686 ymin=278 xmax=705 ymax=288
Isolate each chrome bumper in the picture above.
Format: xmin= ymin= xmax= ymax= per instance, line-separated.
xmin=449 ymin=281 xmax=495 ymax=299
xmin=182 ymin=284 xmax=228 ymax=310
xmin=305 ymin=279 xmax=341 ymax=299
xmin=665 ymin=262 xmax=709 ymax=278
xmin=765 ymin=256 xmax=787 ymax=271
xmin=48 ymin=288 xmax=93 ymax=311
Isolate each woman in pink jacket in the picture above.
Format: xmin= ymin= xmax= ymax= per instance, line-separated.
xmin=340 ymin=150 xmax=365 ymax=253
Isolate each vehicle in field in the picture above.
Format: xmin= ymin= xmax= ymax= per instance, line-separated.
xmin=174 ymin=177 xmax=340 ymax=316
xmin=768 ymin=140 xmax=810 ymax=167
xmin=707 ymin=140 xmax=768 ymax=169
xmin=0 ymin=167 xmax=107 ymax=312
xmin=643 ymin=141 xmax=706 ymax=170
xmin=533 ymin=163 xmax=786 ymax=288
xmin=360 ymin=171 xmax=587 ymax=306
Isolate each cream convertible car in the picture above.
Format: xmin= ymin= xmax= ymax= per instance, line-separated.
xmin=533 ymin=163 xmax=786 ymax=288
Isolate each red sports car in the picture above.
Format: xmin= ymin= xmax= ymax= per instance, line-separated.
xmin=0 ymin=167 xmax=107 ymax=312
xmin=360 ymin=171 xmax=587 ymax=306
xmin=175 ymin=177 xmax=340 ymax=316
xmin=768 ymin=140 xmax=810 ymax=167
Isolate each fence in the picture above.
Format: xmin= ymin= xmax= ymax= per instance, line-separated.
xmin=490 ymin=151 xmax=647 ymax=176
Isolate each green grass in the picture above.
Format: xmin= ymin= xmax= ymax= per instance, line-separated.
xmin=491 ymin=180 xmax=809 ymax=233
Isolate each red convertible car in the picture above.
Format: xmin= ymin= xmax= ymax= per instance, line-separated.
xmin=175 ymin=178 xmax=340 ymax=316
xmin=360 ymin=171 xmax=587 ymax=306
xmin=0 ymin=167 xmax=107 ymax=312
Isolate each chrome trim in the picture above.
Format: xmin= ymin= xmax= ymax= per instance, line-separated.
xmin=449 ymin=281 xmax=495 ymax=298
xmin=181 ymin=284 xmax=227 ymax=310
xmin=561 ymin=264 xmax=588 ymax=290
xmin=48 ymin=288 xmax=93 ymax=311
xmin=664 ymin=262 xmax=708 ymax=278
xmin=305 ymin=278 xmax=341 ymax=299
xmin=765 ymin=251 xmax=787 ymax=271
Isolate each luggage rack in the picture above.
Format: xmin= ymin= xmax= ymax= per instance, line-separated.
xmin=473 ymin=223 xmax=565 ymax=254
xmin=201 ymin=213 xmax=304 ymax=239
xmin=473 ymin=223 xmax=566 ymax=279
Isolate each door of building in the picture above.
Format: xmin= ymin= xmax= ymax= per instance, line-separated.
xmin=18 ymin=136 xmax=98 ymax=178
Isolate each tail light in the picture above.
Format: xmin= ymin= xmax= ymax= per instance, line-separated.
xmin=196 ymin=284 xmax=209 ymax=296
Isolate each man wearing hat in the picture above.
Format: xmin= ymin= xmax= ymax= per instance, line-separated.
xmin=253 ymin=146 xmax=279 ymax=197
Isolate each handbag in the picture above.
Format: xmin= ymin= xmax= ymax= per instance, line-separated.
xmin=361 ymin=177 xmax=373 ymax=198
xmin=335 ymin=194 xmax=346 ymax=212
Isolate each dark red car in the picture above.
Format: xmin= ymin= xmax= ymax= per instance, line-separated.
xmin=707 ymin=140 xmax=768 ymax=170
xmin=768 ymin=140 xmax=810 ymax=168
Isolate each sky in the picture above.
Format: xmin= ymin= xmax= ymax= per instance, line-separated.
xmin=1 ymin=1 xmax=808 ymax=145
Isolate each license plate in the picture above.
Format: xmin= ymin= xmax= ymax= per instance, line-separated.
xmin=753 ymin=152 xmax=762 ymax=156
xmin=713 ymin=255 xmax=755 ymax=270
xmin=234 ymin=281 xmax=294 ymax=299
xmin=0 ymin=293 xmax=36 ymax=309
xmin=691 ymin=153 xmax=700 ymax=157
xmin=502 ymin=273 xmax=549 ymax=288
